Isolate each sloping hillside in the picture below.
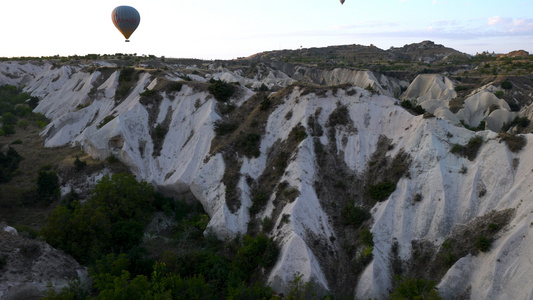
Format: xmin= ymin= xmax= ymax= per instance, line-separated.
xmin=1 ymin=44 xmax=533 ymax=298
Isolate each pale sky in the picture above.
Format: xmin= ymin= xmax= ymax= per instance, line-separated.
xmin=2 ymin=0 xmax=532 ymax=60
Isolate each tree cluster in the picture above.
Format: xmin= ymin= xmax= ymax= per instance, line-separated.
xmin=41 ymin=173 xmax=281 ymax=299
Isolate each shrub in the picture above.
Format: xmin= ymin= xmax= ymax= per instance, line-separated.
xmin=261 ymin=216 xmax=274 ymax=233
xmin=90 ymin=260 xmax=216 ymax=300
xmin=454 ymin=85 xmax=468 ymax=92
xmin=28 ymin=96 xmax=39 ymax=109
xmin=213 ymin=121 xmax=238 ymax=136
xmin=170 ymin=251 xmax=232 ymax=292
xmin=14 ymin=225 xmax=39 ymax=239
xmin=365 ymin=84 xmax=376 ymax=94
xmin=106 ymin=155 xmax=120 ymax=164
xmin=488 ymin=223 xmax=499 ymax=231
xmin=368 ymin=181 xmax=397 ymax=201
xmin=341 ymin=201 xmax=371 ymax=227
xmin=208 ymin=79 xmax=235 ymax=102
xmin=119 ymin=67 xmax=135 ymax=82
xmin=284 ymin=272 xmax=326 ymax=300
xmin=259 ymin=96 xmax=271 ymax=111
xmin=450 ymin=136 xmax=483 ymax=160
xmin=475 ymin=236 xmax=492 ymax=252
xmin=166 ymin=82 xmax=183 ymax=93
xmin=2 ymin=112 xmax=17 ymax=125
xmin=494 ymin=90 xmax=504 ymax=98
xmin=17 ymin=119 xmax=29 ymax=129
xmin=35 ymin=120 xmax=48 ymax=129
xmin=459 ymin=165 xmax=468 ymax=174
xmin=226 ymin=282 xmax=274 ymax=299
xmin=97 ymin=115 xmax=115 ymax=129
xmin=0 ymin=146 xmax=23 ymax=183
xmin=501 ymin=79 xmax=513 ymax=90
xmin=249 ymin=190 xmax=268 ymax=215
xmin=401 ymin=100 xmax=413 ymax=110
xmin=499 ymin=133 xmax=527 ymax=152
xmin=219 ymin=103 xmax=236 ymax=115
xmin=460 ymin=120 xmax=485 ymax=131
xmin=258 ymin=83 xmax=269 ymax=92
xmin=360 ymin=227 xmax=374 ymax=247
xmin=501 ymin=116 xmax=530 ymax=132
xmin=115 ymin=84 xmax=131 ymax=100
xmin=74 ymin=155 xmax=86 ymax=172
xmin=153 ymin=123 xmax=167 ymax=140
xmin=413 ymin=105 xmax=426 ymax=115
xmin=401 ymin=100 xmax=425 ymax=115
xmin=413 ymin=193 xmax=422 ymax=202
xmin=139 ymin=89 xmax=157 ymax=97
xmin=37 ymin=169 xmax=59 ymax=203
xmin=389 ymin=276 xmax=442 ymax=300
xmin=233 ymin=234 xmax=279 ymax=280
xmin=439 ymin=250 xmax=457 ymax=268
xmin=236 ymin=133 xmax=261 ymax=158
xmin=291 ymin=125 xmax=308 ymax=142
xmin=450 ymin=144 xmax=464 ymax=154
xmin=327 ymin=105 xmax=351 ymax=126
xmin=1 ymin=124 xmax=15 ymax=136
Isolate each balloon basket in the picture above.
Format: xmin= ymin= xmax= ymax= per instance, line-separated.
xmin=125 ymin=40 xmax=130 ymax=42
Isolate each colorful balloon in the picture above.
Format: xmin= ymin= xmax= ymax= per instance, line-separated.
xmin=111 ymin=6 xmax=140 ymax=42
xmin=340 ymin=0 xmax=345 ymax=4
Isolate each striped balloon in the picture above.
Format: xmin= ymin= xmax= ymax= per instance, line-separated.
xmin=111 ymin=6 xmax=140 ymax=41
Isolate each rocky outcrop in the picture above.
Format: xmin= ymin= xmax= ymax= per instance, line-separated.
xmin=0 ymin=224 xmax=88 ymax=299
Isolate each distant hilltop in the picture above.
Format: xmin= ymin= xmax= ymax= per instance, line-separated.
xmin=477 ymin=49 xmax=530 ymax=58
xmin=503 ymin=50 xmax=530 ymax=57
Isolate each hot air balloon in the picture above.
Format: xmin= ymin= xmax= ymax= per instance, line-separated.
xmin=340 ymin=0 xmax=345 ymax=4
xmin=111 ymin=6 xmax=140 ymax=42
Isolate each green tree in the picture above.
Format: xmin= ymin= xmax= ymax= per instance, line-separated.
xmin=208 ymin=79 xmax=236 ymax=102
xmin=341 ymin=201 xmax=371 ymax=227
xmin=28 ymin=96 xmax=39 ymax=109
xmin=42 ymin=173 xmax=154 ymax=263
xmin=233 ymin=234 xmax=279 ymax=281
xmin=2 ymin=112 xmax=17 ymax=125
xmin=1 ymin=124 xmax=15 ymax=136
xmin=73 ymin=155 xmax=86 ymax=172
xmin=90 ymin=260 xmax=216 ymax=300
xmin=37 ymin=169 xmax=60 ymax=202
xmin=0 ymin=146 xmax=23 ymax=183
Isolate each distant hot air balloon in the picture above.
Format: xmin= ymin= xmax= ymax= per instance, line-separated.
xmin=111 ymin=6 xmax=140 ymax=42
xmin=340 ymin=0 xmax=345 ymax=4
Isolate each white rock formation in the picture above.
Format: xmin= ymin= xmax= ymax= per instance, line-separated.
xmin=2 ymin=60 xmax=533 ymax=299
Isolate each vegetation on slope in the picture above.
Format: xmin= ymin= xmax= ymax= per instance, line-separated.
xmin=41 ymin=173 xmax=281 ymax=299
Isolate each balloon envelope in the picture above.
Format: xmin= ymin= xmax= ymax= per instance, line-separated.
xmin=340 ymin=0 xmax=345 ymax=4
xmin=111 ymin=6 xmax=140 ymax=40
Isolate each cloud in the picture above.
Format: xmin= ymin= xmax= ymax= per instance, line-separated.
xmin=486 ymin=17 xmax=533 ymax=33
xmin=487 ymin=16 xmax=511 ymax=26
